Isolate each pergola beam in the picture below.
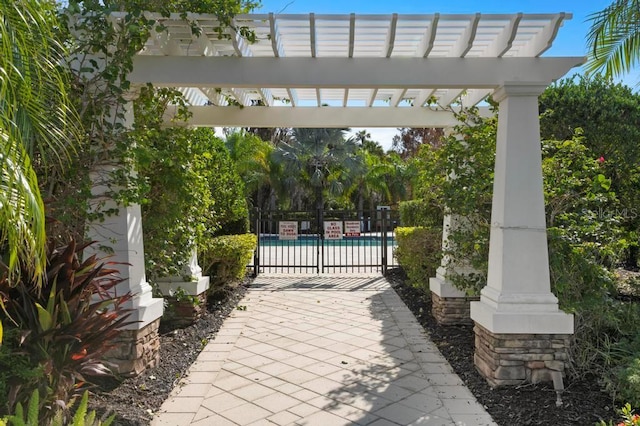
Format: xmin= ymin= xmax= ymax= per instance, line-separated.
xmin=348 ymin=13 xmax=356 ymax=57
xmin=167 ymin=105 xmax=469 ymax=128
xmin=130 ymin=56 xmax=585 ymax=89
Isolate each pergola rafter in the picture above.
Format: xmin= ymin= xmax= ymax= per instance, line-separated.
xmin=123 ymin=12 xmax=581 ymax=127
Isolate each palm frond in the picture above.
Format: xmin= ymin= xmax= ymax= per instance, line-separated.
xmin=586 ymin=0 xmax=640 ymax=78
xmin=0 ymin=129 xmax=46 ymax=284
xmin=0 ymin=0 xmax=81 ymax=284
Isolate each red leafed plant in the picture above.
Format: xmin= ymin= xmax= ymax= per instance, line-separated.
xmin=0 ymin=239 xmax=135 ymax=420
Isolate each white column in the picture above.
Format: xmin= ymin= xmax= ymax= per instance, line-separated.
xmin=430 ymin=131 xmax=477 ymax=298
xmin=429 ymin=213 xmax=469 ymax=298
xmin=85 ymin=103 xmax=164 ymax=330
xmin=470 ymin=83 xmax=573 ymax=334
xmin=156 ymin=247 xmax=210 ymax=296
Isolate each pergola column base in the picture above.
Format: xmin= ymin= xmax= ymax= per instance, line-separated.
xmin=471 ymin=300 xmax=573 ymax=387
xmin=429 ymin=275 xmax=478 ymax=325
xmin=473 ymin=323 xmax=571 ymax=388
xmin=104 ymin=317 xmax=162 ymax=377
xmin=157 ymin=276 xmax=211 ymax=327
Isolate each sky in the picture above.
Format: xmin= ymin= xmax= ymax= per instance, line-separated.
xmin=244 ymin=0 xmax=637 ymax=149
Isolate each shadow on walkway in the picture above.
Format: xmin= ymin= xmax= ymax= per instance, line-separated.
xmin=151 ymin=275 xmax=495 ymax=426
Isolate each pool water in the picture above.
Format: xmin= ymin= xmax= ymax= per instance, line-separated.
xmin=259 ymin=235 xmax=396 ymax=247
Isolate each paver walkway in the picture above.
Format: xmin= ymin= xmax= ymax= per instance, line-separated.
xmin=151 ymin=275 xmax=496 ymax=426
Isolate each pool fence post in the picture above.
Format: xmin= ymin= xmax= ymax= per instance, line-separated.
xmin=254 ymin=208 xmax=261 ymax=277
xmin=381 ymin=211 xmax=388 ymax=274
xmin=318 ymin=207 xmax=323 ymax=274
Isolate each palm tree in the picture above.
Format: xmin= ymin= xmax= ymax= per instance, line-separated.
xmin=273 ymin=128 xmax=363 ymax=210
xmin=225 ymin=130 xmax=274 ymax=209
xmin=586 ymin=0 xmax=640 ymax=78
xmin=348 ymin=150 xmax=392 ymax=219
xmin=1 ymin=0 xmax=79 ymax=284
xmin=386 ymin=151 xmax=419 ymax=203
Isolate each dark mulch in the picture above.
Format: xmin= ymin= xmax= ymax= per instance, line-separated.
xmin=385 ymin=267 xmax=616 ymax=426
xmin=89 ymin=282 xmax=249 ymax=425
xmin=91 ymin=271 xmax=618 ymax=425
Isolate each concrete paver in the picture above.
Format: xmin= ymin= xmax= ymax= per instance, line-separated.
xmin=151 ymin=275 xmax=496 ymax=425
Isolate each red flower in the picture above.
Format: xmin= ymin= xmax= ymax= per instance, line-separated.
xmin=598 ymin=156 xmax=605 ymax=164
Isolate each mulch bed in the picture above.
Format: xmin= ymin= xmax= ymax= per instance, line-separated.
xmin=386 ymin=267 xmax=616 ymax=426
xmin=89 ymin=283 xmax=249 ymax=425
xmin=90 ymin=270 xmax=618 ymax=425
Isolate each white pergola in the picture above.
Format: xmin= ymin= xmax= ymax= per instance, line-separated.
xmin=99 ymin=12 xmax=582 ymax=350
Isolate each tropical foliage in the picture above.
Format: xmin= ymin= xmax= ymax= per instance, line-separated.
xmin=0 ymin=240 xmax=133 ymax=420
xmin=391 ymin=127 xmax=444 ymax=159
xmin=1 ymin=389 xmax=114 ymax=426
xmin=133 ymin=87 xmax=248 ymax=283
xmin=272 ymin=128 xmax=363 ymax=210
xmin=586 ymin=0 xmax=640 ymax=79
xmin=0 ymin=0 xmax=80 ymax=284
xmin=225 ymin=130 xmax=275 ymax=210
xmin=540 ymin=74 xmax=640 ymax=267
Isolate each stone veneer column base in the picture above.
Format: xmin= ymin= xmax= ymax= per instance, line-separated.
xmin=157 ymin=276 xmax=210 ymax=327
xmin=164 ymin=292 xmax=208 ymax=327
xmin=431 ymin=293 xmax=479 ymax=325
xmin=473 ymin=323 xmax=570 ymax=387
xmin=105 ymin=318 xmax=161 ymax=377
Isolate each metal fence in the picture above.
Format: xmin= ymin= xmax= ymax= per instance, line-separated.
xmin=250 ymin=208 xmax=399 ymax=275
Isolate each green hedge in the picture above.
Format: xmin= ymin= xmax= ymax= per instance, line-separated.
xmin=200 ymin=234 xmax=257 ymax=288
xmin=399 ymin=199 xmax=443 ymax=228
xmin=394 ymin=226 xmax=442 ymax=291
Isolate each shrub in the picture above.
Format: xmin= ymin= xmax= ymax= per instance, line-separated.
xmin=200 ymin=234 xmax=257 ymax=289
xmin=542 ymin=136 xmax=639 ymax=399
xmin=0 ymin=240 xmax=133 ymax=420
xmin=398 ymin=199 xmax=442 ymax=228
xmin=394 ymin=227 xmax=441 ymax=291
xmin=618 ymin=358 xmax=640 ymax=407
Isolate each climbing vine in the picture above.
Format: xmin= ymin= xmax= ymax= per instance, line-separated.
xmin=41 ymin=0 xmax=256 ymax=249
xmin=134 ymin=86 xmax=247 ymax=282
xmin=414 ymin=106 xmax=497 ymax=294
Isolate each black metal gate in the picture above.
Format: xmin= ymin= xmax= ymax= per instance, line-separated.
xmin=249 ymin=208 xmax=399 ymax=275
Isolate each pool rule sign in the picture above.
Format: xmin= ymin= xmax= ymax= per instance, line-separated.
xmin=278 ymin=221 xmax=298 ymax=240
xmin=323 ymin=221 xmax=343 ymax=240
xmin=344 ymin=221 xmax=360 ymax=237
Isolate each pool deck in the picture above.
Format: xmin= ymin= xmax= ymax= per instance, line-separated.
xmin=150 ymin=275 xmax=496 ymax=426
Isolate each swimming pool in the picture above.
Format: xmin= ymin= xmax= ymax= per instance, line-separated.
xmin=258 ymin=234 xmax=396 ymax=247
